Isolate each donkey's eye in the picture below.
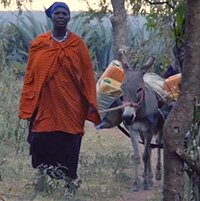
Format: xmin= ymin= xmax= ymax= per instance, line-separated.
xmin=136 ymin=88 xmax=142 ymax=94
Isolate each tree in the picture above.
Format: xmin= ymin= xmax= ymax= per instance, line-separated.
xmin=163 ymin=0 xmax=200 ymax=200
xmin=84 ymin=1 xmax=200 ymax=200
xmin=3 ymin=0 xmax=200 ymax=199
xmin=1 ymin=0 xmax=32 ymax=11
xmin=80 ymin=0 xmax=186 ymax=69
xmin=110 ymin=0 xmax=127 ymax=59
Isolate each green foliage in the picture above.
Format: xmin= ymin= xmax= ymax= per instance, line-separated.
xmin=173 ymin=1 xmax=186 ymax=32
xmin=0 ymin=67 xmax=26 ymax=151
xmin=127 ymin=15 xmax=173 ymax=72
xmin=0 ymin=78 xmax=133 ymax=200
xmin=172 ymin=0 xmax=186 ymax=48
xmin=1 ymin=0 xmax=185 ymax=73
xmin=0 ymin=22 xmax=26 ymax=64
xmin=2 ymin=10 xmax=51 ymax=64
xmin=0 ymin=11 xmax=173 ymax=74
xmin=0 ymin=38 xmax=6 ymax=69
xmin=0 ymin=0 xmax=33 ymax=12
xmin=86 ymin=18 xmax=113 ymax=72
xmin=81 ymin=0 xmax=186 ymax=72
xmin=0 ymin=67 xmax=134 ymax=200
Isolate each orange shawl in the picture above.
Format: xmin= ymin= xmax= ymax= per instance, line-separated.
xmin=19 ymin=31 xmax=101 ymax=134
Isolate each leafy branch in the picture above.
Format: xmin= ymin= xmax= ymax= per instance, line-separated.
xmin=145 ymin=0 xmax=175 ymax=9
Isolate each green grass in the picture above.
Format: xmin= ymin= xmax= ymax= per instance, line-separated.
xmin=0 ymin=69 xmax=134 ymax=201
xmin=0 ymin=125 xmax=133 ymax=201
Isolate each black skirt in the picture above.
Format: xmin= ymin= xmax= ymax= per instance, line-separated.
xmin=28 ymin=129 xmax=82 ymax=180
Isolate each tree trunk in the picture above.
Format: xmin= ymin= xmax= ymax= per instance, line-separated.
xmin=110 ymin=0 xmax=128 ymax=59
xmin=163 ymin=1 xmax=200 ymax=200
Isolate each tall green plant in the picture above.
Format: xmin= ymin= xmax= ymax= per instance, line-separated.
xmin=0 ymin=10 xmax=173 ymax=73
xmin=126 ymin=15 xmax=173 ymax=73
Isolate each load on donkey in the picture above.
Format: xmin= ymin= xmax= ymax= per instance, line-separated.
xmin=96 ymin=50 xmax=181 ymax=190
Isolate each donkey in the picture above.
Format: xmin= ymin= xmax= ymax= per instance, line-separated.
xmin=118 ymin=51 xmax=166 ymax=191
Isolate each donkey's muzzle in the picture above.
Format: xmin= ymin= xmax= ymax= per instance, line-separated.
xmin=122 ymin=114 xmax=135 ymax=125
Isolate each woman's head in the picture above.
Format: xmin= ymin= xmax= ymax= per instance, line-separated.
xmin=45 ymin=2 xmax=70 ymax=28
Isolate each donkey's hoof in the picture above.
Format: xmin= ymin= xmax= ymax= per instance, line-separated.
xmin=132 ymin=185 xmax=140 ymax=191
xmin=143 ymin=180 xmax=153 ymax=190
xmin=143 ymin=182 xmax=150 ymax=190
xmin=156 ymin=172 xmax=162 ymax=181
xmin=149 ymin=180 xmax=153 ymax=187
xmin=132 ymin=179 xmax=140 ymax=191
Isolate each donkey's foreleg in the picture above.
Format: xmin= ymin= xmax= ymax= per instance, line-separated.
xmin=129 ymin=129 xmax=140 ymax=191
xmin=147 ymin=145 xmax=153 ymax=186
xmin=142 ymin=137 xmax=153 ymax=190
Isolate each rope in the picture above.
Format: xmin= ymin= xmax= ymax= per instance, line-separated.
xmin=99 ymin=103 xmax=131 ymax=114
xmin=98 ymin=91 xmax=176 ymax=114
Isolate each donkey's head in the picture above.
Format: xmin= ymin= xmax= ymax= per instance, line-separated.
xmin=121 ymin=69 xmax=145 ymax=125
xmin=119 ymin=49 xmax=155 ymax=125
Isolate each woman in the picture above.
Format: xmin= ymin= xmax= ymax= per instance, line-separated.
xmin=19 ymin=1 xmax=101 ymax=193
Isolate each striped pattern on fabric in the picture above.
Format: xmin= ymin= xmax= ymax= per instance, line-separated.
xmin=19 ymin=32 xmax=101 ymax=134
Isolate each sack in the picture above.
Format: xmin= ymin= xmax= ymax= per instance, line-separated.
xmin=96 ymin=60 xmax=124 ymax=129
xmin=96 ymin=93 xmax=123 ymax=129
xmin=97 ymin=77 xmax=122 ymax=97
xmin=164 ymin=73 xmax=181 ymax=100
xmin=96 ymin=60 xmax=124 ymax=97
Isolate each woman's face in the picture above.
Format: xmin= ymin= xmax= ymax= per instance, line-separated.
xmin=51 ymin=7 xmax=70 ymax=28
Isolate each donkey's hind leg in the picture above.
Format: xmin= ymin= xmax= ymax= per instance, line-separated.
xmin=155 ymin=131 xmax=163 ymax=181
xmin=129 ymin=128 xmax=141 ymax=191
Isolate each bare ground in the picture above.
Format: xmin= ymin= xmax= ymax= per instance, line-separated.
xmin=95 ymin=125 xmax=163 ymax=201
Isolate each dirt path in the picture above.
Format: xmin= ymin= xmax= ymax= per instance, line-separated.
xmin=114 ymin=183 xmax=162 ymax=201
xmin=113 ymin=146 xmax=163 ymax=201
xmin=97 ymin=126 xmax=163 ymax=201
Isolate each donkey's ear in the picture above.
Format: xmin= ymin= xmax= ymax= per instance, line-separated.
xmin=118 ymin=48 xmax=131 ymax=73
xmin=122 ymin=63 xmax=131 ymax=73
xmin=141 ymin=56 xmax=155 ymax=74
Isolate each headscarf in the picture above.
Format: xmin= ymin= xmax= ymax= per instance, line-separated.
xmin=45 ymin=2 xmax=70 ymax=19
